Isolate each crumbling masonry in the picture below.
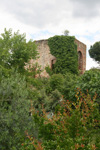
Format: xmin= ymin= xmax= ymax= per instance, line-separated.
xmin=29 ymin=38 xmax=86 ymax=77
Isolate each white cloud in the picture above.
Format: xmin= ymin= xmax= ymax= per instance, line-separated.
xmin=70 ymin=0 xmax=100 ymax=18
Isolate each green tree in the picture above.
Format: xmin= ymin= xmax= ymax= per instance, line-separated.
xmin=89 ymin=42 xmax=100 ymax=63
xmin=69 ymin=69 xmax=100 ymax=104
xmin=63 ymin=29 xmax=69 ymax=36
xmin=0 ymin=72 xmax=34 ymax=150
xmin=0 ymin=28 xmax=38 ymax=74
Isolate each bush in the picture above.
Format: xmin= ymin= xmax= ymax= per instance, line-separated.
xmin=75 ymin=69 xmax=100 ymax=103
xmin=21 ymin=90 xmax=100 ymax=150
xmin=49 ymin=74 xmax=64 ymax=92
xmin=62 ymin=72 xmax=78 ymax=100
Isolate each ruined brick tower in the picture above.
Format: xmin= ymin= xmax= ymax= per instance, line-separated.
xmin=29 ymin=38 xmax=86 ymax=77
xmin=75 ymin=39 xmax=86 ymax=74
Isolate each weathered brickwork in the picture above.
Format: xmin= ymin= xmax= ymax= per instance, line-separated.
xmin=75 ymin=39 xmax=86 ymax=74
xmin=29 ymin=39 xmax=56 ymax=77
xmin=29 ymin=38 xmax=86 ymax=77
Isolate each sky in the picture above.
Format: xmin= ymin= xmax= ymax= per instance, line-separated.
xmin=0 ymin=0 xmax=100 ymax=70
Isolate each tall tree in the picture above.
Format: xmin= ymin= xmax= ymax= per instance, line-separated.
xmin=0 ymin=72 xmax=33 ymax=150
xmin=0 ymin=28 xmax=38 ymax=74
xmin=89 ymin=41 xmax=100 ymax=63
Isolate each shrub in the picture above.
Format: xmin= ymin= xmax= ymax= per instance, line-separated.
xmin=49 ymin=74 xmax=64 ymax=92
xmin=62 ymin=72 xmax=78 ymax=100
xmin=21 ymin=90 xmax=100 ymax=150
xmin=75 ymin=69 xmax=100 ymax=103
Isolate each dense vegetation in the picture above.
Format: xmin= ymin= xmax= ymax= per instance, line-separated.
xmin=0 ymin=29 xmax=100 ymax=150
xmin=21 ymin=91 xmax=100 ymax=150
xmin=0 ymin=28 xmax=37 ymax=77
xmin=89 ymin=41 xmax=100 ymax=63
xmin=48 ymin=35 xmax=78 ymax=74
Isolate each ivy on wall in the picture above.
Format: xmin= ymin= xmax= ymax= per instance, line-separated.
xmin=48 ymin=35 xmax=78 ymax=74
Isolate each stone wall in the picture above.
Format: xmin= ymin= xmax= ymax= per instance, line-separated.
xmin=29 ymin=38 xmax=86 ymax=77
xmin=75 ymin=39 xmax=86 ymax=74
xmin=29 ymin=39 xmax=56 ymax=77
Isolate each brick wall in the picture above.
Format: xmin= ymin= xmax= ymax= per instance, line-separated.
xmin=75 ymin=39 xmax=86 ymax=74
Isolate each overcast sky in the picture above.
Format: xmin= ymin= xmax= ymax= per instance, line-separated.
xmin=0 ymin=0 xmax=100 ymax=70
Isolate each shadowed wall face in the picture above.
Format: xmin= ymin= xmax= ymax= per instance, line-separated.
xmin=78 ymin=51 xmax=83 ymax=73
xmin=75 ymin=39 xmax=86 ymax=74
xmin=31 ymin=39 xmax=86 ymax=77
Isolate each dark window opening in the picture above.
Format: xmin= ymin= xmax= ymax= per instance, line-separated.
xmin=51 ymin=59 xmax=56 ymax=70
xmin=78 ymin=51 xmax=83 ymax=74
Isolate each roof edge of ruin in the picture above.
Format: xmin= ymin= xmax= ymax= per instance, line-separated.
xmin=34 ymin=39 xmax=48 ymax=42
xmin=34 ymin=38 xmax=86 ymax=47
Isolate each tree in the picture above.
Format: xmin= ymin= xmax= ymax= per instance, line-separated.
xmin=63 ymin=29 xmax=69 ymax=36
xmin=69 ymin=69 xmax=100 ymax=103
xmin=0 ymin=72 xmax=37 ymax=150
xmin=89 ymin=41 xmax=100 ymax=63
xmin=0 ymin=28 xmax=38 ymax=74
xmin=0 ymin=73 xmax=28 ymax=149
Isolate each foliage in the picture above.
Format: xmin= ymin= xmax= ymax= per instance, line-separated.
xmin=27 ymin=73 xmax=77 ymax=112
xmin=0 ymin=72 xmax=34 ymax=150
xmin=75 ymin=69 xmax=100 ymax=103
xmin=48 ymin=35 xmax=78 ymax=74
xmin=49 ymin=74 xmax=64 ymax=92
xmin=89 ymin=41 xmax=100 ymax=63
xmin=0 ymin=65 xmax=10 ymax=82
xmin=45 ymin=73 xmax=78 ymax=101
xmin=1 ymin=28 xmax=100 ymax=150
xmin=0 ymin=28 xmax=37 ymax=74
xmin=45 ymin=65 xmax=53 ymax=76
xmin=21 ymin=90 xmax=100 ymax=150
xmin=25 ymin=62 xmax=42 ymax=79
xmin=26 ymin=74 xmax=64 ymax=114
xmin=63 ymin=29 xmax=69 ymax=36
xmin=62 ymin=72 xmax=78 ymax=100
xmin=28 ymin=86 xmax=62 ymax=113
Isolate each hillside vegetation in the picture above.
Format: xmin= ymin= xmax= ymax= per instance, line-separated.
xmin=0 ymin=29 xmax=100 ymax=150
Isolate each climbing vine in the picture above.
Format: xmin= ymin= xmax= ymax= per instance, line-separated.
xmin=48 ymin=35 xmax=78 ymax=74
